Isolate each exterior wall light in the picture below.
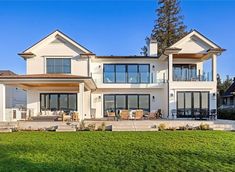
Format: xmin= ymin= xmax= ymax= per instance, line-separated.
xmin=152 ymin=96 xmax=155 ymax=101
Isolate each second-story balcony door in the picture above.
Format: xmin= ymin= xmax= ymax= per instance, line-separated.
xmin=173 ymin=64 xmax=197 ymax=81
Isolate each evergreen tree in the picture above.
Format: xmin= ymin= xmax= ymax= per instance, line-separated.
xmin=141 ymin=0 xmax=187 ymax=55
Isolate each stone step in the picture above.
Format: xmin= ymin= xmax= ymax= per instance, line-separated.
xmin=56 ymin=125 xmax=77 ymax=132
xmin=56 ymin=128 xmax=76 ymax=132
xmin=0 ymin=128 xmax=12 ymax=133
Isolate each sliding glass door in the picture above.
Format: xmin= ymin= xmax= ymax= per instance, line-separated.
xmin=176 ymin=91 xmax=209 ymax=118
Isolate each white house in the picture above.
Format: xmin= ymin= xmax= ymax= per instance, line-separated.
xmin=0 ymin=30 xmax=225 ymax=121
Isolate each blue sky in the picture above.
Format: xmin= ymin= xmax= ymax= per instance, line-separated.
xmin=0 ymin=0 xmax=234 ymax=79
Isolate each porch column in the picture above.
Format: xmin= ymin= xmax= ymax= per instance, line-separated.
xmin=78 ymin=83 xmax=84 ymax=120
xmin=212 ymin=54 xmax=217 ymax=82
xmin=0 ymin=84 xmax=6 ymax=121
xmin=168 ymin=54 xmax=173 ymax=82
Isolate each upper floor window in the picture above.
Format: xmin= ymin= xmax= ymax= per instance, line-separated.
xmin=103 ymin=64 xmax=150 ymax=84
xmin=46 ymin=58 xmax=71 ymax=74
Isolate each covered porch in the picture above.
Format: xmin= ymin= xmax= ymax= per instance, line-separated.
xmin=0 ymin=74 xmax=96 ymax=122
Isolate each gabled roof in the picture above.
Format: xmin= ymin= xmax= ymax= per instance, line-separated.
xmin=169 ymin=29 xmax=222 ymax=50
xmin=19 ymin=29 xmax=92 ymax=59
xmin=0 ymin=70 xmax=16 ymax=76
xmin=223 ymin=81 xmax=235 ymax=97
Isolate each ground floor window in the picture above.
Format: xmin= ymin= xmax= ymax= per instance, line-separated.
xmin=177 ymin=91 xmax=209 ymax=118
xmin=103 ymin=94 xmax=150 ymax=117
xmin=40 ymin=93 xmax=77 ymax=112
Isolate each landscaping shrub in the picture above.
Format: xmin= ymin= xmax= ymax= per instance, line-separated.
xmin=158 ymin=123 xmax=166 ymax=131
xmin=79 ymin=120 xmax=86 ymax=131
xmin=97 ymin=122 xmax=106 ymax=131
xmin=85 ymin=123 xmax=96 ymax=131
xmin=199 ymin=123 xmax=210 ymax=130
xmin=218 ymin=109 xmax=235 ymax=120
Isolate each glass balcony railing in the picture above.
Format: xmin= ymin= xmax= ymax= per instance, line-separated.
xmin=173 ymin=72 xmax=212 ymax=81
xmin=91 ymin=72 xmax=166 ymax=84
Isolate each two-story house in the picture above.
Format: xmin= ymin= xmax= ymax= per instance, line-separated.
xmin=0 ymin=30 xmax=224 ymax=121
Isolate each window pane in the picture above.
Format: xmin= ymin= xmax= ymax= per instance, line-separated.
xmin=128 ymin=65 xmax=138 ymax=83
xmin=40 ymin=94 xmax=45 ymax=110
xmin=45 ymin=94 xmax=49 ymax=110
xmin=104 ymin=95 xmax=115 ymax=117
xmin=60 ymin=94 xmax=68 ymax=110
xmin=139 ymin=65 xmax=149 ymax=83
xmin=173 ymin=65 xmax=181 ymax=81
xmin=46 ymin=59 xmax=54 ymax=73
xmin=69 ymin=94 xmax=77 ymax=111
xmin=201 ymin=92 xmax=209 ymax=109
xmin=50 ymin=94 xmax=58 ymax=110
xmin=193 ymin=92 xmax=200 ymax=109
xmin=116 ymin=65 xmax=126 ymax=83
xmin=54 ymin=59 xmax=63 ymax=73
xmin=177 ymin=92 xmax=184 ymax=116
xmin=63 ymin=59 xmax=71 ymax=73
xmin=139 ymin=95 xmax=149 ymax=112
xmin=185 ymin=92 xmax=192 ymax=116
xmin=116 ymin=95 xmax=126 ymax=114
xmin=104 ymin=65 xmax=115 ymax=83
xmin=128 ymin=95 xmax=138 ymax=110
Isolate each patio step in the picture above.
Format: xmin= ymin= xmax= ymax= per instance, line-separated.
xmin=31 ymin=116 xmax=58 ymax=121
xmin=210 ymin=124 xmax=234 ymax=131
xmin=0 ymin=128 xmax=12 ymax=133
xmin=56 ymin=125 xmax=77 ymax=132
xmin=0 ymin=122 xmax=17 ymax=132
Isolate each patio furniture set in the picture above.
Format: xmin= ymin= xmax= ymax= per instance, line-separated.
xmin=106 ymin=109 xmax=163 ymax=121
xmin=171 ymin=109 xmax=217 ymax=120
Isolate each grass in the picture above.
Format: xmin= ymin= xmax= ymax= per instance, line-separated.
xmin=0 ymin=131 xmax=234 ymax=172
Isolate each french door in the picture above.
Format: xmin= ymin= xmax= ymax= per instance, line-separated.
xmin=176 ymin=91 xmax=209 ymax=118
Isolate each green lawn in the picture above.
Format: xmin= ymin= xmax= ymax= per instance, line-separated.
xmin=0 ymin=131 xmax=234 ymax=172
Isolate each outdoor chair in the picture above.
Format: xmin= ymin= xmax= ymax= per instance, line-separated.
xmin=148 ymin=111 xmax=157 ymax=120
xmin=171 ymin=109 xmax=177 ymax=119
xmin=193 ymin=108 xmax=201 ymax=120
xmin=209 ymin=109 xmax=217 ymax=120
xmin=120 ymin=110 xmax=129 ymax=120
xmin=61 ymin=112 xmax=71 ymax=122
xmin=135 ymin=109 xmax=143 ymax=120
xmin=71 ymin=112 xmax=79 ymax=122
xmin=107 ymin=110 xmax=116 ymax=121
xmin=156 ymin=109 xmax=163 ymax=119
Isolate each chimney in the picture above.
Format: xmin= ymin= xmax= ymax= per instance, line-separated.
xmin=148 ymin=39 xmax=158 ymax=56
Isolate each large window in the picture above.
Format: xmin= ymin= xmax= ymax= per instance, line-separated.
xmin=103 ymin=64 xmax=150 ymax=83
xmin=40 ymin=93 xmax=77 ymax=111
xmin=103 ymin=94 xmax=150 ymax=117
xmin=46 ymin=58 xmax=71 ymax=74
xmin=173 ymin=64 xmax=197 ymax=81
